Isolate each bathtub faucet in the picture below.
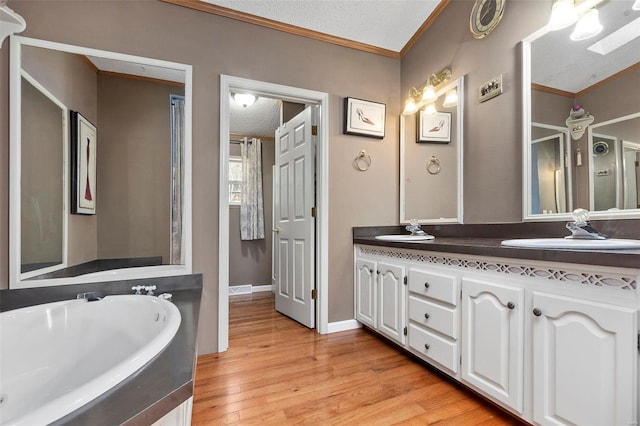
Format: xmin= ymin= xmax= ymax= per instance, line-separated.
xmin=76 ymin=291 xmax=104 ymax=302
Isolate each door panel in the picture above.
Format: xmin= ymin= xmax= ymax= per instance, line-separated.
xmin=274 ymin=107 xmax=316 ymax=328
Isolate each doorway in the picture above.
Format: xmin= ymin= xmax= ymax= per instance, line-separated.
xmin=218 ymin=75 xmax=329 ymax=352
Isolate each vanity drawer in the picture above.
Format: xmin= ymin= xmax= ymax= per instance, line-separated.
xmin=408 ymin=268 xmax=459 ymax=306
xmin=408 ymin=323 xmax=458 ymax=374
xmin=408 ymin=295 xmax=458 ymax=339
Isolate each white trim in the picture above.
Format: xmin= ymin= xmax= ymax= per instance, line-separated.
xmin=252 ymin=284 xmax=273 ymax=293
xmin=219 ymin=75 xmax=330 ymax=352
xmin=327 ymin=319 xmax=362 ymax=334
xmin=9 ymin=36 xmax=193 ymax=288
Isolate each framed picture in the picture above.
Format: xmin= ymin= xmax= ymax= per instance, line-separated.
xmin=418 ymin=111 xmax=451 ymax=143
xmin=70 ymin=111 xmax=97 ymax=215
xmin=343 ymin=97 xmax=385 ymax=139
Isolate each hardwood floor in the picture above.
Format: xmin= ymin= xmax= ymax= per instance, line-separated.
xmin=192 ymin=292 xmax=522 ymax=425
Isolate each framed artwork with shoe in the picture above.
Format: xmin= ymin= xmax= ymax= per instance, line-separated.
xmin=418 ymin=111 xmax=451 ymax=143
xmin=343 ymin=97 xmax=385 ymax=139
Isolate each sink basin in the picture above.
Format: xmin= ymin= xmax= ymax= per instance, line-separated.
xmin=374 ymin=234 xmax=435 ymax=242
xmin=501 ymin=238 xmax=640 ymax=250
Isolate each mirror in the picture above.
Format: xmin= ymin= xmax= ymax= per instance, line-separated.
xmin=400 ymin=76 xmax=464 ymax=224
xmin=9 ymin=36 xmax=192 ymax=288
xmin=523 ymin=0 xmax=640 ymax=220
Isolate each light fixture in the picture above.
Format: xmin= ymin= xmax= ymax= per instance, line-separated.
xmin=424 ymin=103 xmax=437 ymax=115
xmin=442 ymin=89 xmax=458 ymax=108
xmin=546 ymin=0 xmax=605 ymax=41
xmin=570 ymin=8 xmax=603 ymax=41
xmin=633 ymin=0 xmax=640 ymax=11
xmin=232 ymin=93 xmax=256 ymax=108
xmin=401 ymin=68 xmax=452 ymax=116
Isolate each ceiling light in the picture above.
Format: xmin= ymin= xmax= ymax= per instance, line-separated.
xmin=442 ymin=89 xmax=458 ymax=108
xmin=547 ymin=0 xmax=578 ymax=31
xmin=570 ymin=8 xmax=602 ymax=41
xmin=232 ymin=93 xmax=256 ymax=108
xmin=633 ymin=0 xmax=640 ymax=11
xmin=588 ymin=16 xmax=640 ymax=55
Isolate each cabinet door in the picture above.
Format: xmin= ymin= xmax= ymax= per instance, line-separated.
xmin=378 ymin=262 xmax=406 ymax=345
xmin=461 ymin=277 xmax=524 ymax=413
xmin=355 ymin=258 xmax=376 ymax=328
xmin=532 ymin=292 xmax=638 ymax=426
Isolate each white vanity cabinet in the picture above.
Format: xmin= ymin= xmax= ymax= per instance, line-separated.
xmin=531 ymin=292 xmax=638 ymax=426
xmin=354 ymin=257 xmax=406 ymax=345
xmin=354 ymin=244 xmax=639 ymax=426
xmin=461 ymin=277 xmax=525 ymax=413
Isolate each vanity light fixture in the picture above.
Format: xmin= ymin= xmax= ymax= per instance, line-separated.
xmin=546 ymin=0 xmax=604 ymax=41
xmin=232 ymin=93 xmax=256 ymax=108
xmin=442 ymin=89 xmax=458 ymax=108
xmin=401 ymin=68 xmax=452 ymax=116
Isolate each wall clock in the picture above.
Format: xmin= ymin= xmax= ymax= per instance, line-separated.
xmin=470 ymin=0 xmax=506 ymax=39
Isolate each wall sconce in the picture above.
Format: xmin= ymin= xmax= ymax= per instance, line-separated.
xmin=546 ymin=0 xmax=604 ymax=41
xmin=232 ymin=93 xmax=256 ymax=108
xmin=402 ymin=68 xmax=454 ymax=116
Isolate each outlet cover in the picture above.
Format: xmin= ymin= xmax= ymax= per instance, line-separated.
xmin=479 ymin=74 xmax=503 ymax=103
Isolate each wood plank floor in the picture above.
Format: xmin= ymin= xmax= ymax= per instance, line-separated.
xmin=192 ymin=292 xmax=523 ymax=425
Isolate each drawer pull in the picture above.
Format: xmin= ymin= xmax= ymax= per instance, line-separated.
xmin=507 ymin=302 xmax=515 ymax=310
xmin=533 ymin=308 xmax=542 ymax=317
xmin=424 ymin=282 xmax=430 ymax=289
xmin=424 ymin=343 xmax=430 ymax=351
xmin=424 ymin=313 xmax=430 ymax=319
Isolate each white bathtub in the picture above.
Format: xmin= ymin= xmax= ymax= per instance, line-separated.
xmin=0 ymin=294 xmax=181 ymax=426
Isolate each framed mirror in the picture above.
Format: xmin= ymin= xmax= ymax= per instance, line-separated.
xmin=522 ymin=0 xmax=640 ymax=221
xmin=9 ymin=36 xmax=193 ymax=288
xmin=400 ymin=76 xmax=464 ymax=224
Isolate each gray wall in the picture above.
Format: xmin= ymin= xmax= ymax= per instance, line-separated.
xmin=1 ymin=0 xmax=401 ymax=354
xmin=401 ymin=0 xmax=550 ymax=223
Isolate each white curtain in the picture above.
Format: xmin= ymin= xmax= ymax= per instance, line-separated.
xmin=240 ymin=137 xmax=265 ymax=240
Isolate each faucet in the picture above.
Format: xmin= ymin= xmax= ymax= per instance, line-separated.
xmin=405 ymin=219 xmax=427 ymax=236
xmin=565 ymin=208 xmax=608 ymax=240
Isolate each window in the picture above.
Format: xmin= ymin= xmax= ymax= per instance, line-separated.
xmin=229 ymin=156 xmax=243 ymax=205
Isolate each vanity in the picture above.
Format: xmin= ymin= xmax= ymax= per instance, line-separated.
xmin=353 ymin=224 xmax=640 ymax=425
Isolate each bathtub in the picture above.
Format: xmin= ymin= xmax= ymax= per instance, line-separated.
xmin=0 ymin=294 xmax=181 ymax=426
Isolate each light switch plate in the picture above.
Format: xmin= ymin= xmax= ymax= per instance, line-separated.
xmin=479 ymin=74 xmax=503 ymax=103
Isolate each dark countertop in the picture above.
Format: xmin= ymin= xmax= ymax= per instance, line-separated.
xmin=0 ymin=274 xmax=202 ymax=426
xmin=354 ymin=224 xmax=640 ymax=270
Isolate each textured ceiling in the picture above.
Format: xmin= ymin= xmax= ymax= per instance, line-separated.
xmin=201 ymin=0 xmax=442 ymax=52
xmin=229 ymin=96 xmax=281 ymax=137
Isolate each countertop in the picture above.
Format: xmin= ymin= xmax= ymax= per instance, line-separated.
xmin=354 ymin=224 xmax=640 ymax=270
xmin=0 ymin=274 xmax=202 ymax=426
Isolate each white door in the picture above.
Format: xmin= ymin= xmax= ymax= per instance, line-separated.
xmin=461 ymin=277 xmax=524 ymax=413
xmin=274 ymin=107 xmax=316 ymax=328
xmin=532 ymin=291 xmax=638 ymax=426
xmin=355 ymin=258 xmax=376 ymax=328
xmin=377 ymin=261 xmax=406 ymax=344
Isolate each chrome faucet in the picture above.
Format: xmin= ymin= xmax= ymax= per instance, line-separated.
xmin=76 ymin=291 xmax=104 ymax=302
xmin=565 ymin=208 xmax=608 ymax=240
xmin=405 ymin=219 xmax=427 ymax=236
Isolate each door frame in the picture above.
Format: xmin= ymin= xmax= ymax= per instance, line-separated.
xmin=218 ymin=75 xmax=329 ymax=352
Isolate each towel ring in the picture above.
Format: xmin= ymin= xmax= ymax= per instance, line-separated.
xmin=353 ymin=150 xmax=372 ymax=171
xmin=426 ymin=156 xmax=441 ymax=175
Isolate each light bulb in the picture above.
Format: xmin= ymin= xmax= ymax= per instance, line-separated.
xmin=421 ymin=85 xmax=437 ymax=103
xmin=547 ymin=0 xmax=578 ymax=31
xmin=442 ymin=89 xmax=458 ymax=108
xmin=402 ymin=98 xmax=419 ymax=115
xmin=570 ymin=8 xmax=603 ymax=41
xmin=424 ymin=103 xmax=437 ymax=115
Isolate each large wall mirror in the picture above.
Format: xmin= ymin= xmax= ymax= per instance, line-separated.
xmin=9 ymin=36 xmax=193 ymax=288
xmin=400 ymin=76 xmax=464 ymax=224
xmin=522 ymin=0 xmax=640 ymax=221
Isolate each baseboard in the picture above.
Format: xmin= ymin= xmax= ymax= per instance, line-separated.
xmin=229 ymin=284 xmax=273 ymax=296
xmin=327 ymin=319 xmax=361 ymax=333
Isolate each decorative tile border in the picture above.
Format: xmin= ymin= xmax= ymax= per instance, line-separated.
xmin=359 ymin=246 xmax=637 ymax=290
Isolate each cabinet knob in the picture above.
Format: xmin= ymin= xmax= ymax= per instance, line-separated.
xmin=424 ymin=313 xmax=430 ymax=319
xmin=533 ymin=308 xmax=542 ymax=317
xmin=507 ymin=302 xmax=515 ymax=310
xmin=424 ymin=343 xmax=430 ymax=351
xmin=424 ymin=282 xmax=430 ymax=289
xmin=376 ymin=270 xmax=380 ymax=275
